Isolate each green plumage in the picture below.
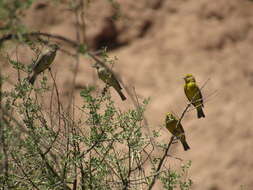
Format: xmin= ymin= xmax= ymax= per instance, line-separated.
xmin=165 ymin=113 xmax=190 ymax=151
xmin=184 ymin=74 xmax=205 ymax=118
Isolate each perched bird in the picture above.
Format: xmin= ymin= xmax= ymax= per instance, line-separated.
xmin=28 ymin=44 xmax=59 ymax=85
xmin=165 ymin=112 xmax=190 ymax=151
xmin=184 ymin=74 xmax=205 ymax=118
xmin=92 ymin=63 xmax=126 ymax=101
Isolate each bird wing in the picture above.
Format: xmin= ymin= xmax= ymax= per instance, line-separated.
xmin=31 ymin=52 xmax=44 ymax=70
xmin=192 ymin=83 xmax=204 ymax=107
xmin=166 ymin=119 xmax=184 ymax=136
xmin=185 ymin=82 xmax=204 ymax=106
xmin=198 ymin=86 xmax=204 ymax=106
xmin=175 ymin=123 xmax=185 ymax=135
xmin=98 ymin=67 xmax=122 ymax=90
xmin=109 ymin=72 xmax=122 ymax=90
xmin=33 ymin=50 xmax=56 ymax=74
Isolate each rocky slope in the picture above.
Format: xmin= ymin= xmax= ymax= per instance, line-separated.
xmin=3 ymin=0 xmax=253 ymax=189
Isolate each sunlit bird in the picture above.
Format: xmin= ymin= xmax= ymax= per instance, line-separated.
xmin=28 ymin=44 xmax=59 ymax=85
xmin=184 ymin=74 xmax=205 ymax=118
xmin=165 ymin=112 xmax=190 ymax=151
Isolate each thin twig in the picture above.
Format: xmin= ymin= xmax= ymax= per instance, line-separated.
xmin=11 ymin=153 xmax=40 ymax=190
xmin=147 ymin=136 xmax=174 ymax=190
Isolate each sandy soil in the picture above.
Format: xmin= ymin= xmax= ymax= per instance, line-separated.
xmin=2 ymin=0 xmax=253 ymax=189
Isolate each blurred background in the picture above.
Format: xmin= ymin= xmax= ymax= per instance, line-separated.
xmin=1 ymin=0 xmax=253 ymax=189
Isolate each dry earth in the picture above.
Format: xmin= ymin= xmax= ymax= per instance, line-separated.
xmin=2 ymin=0 xmax=253 ymax=189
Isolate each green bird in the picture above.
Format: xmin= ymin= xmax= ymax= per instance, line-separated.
xmin=184 ymin=74 xmax=205 ymax=118
xmin=165 ymin=112 xmax=190 ymax=151
xmin=93 ymin=63 xmax=126 ymax=101
xmin=28 ymin=44 xmax=59 ymax=85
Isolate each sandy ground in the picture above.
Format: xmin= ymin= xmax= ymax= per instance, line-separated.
xmin=2 ymin=0 xmax=253 ymax=189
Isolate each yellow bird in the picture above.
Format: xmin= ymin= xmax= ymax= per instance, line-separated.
xmin=184 ymin=74 xmax=205 ymax=118
xmin=165 ymin=112 xmax=190 ymax=151
xmin=92 ymin=63 xmax=126 ymax=101
xmin=28 ymin=44 xmax=59 ymax=85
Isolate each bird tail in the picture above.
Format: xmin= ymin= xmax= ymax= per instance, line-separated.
xmin=117 ymin=89 xmax=126 ymax=101
xmin=28 ymin=74 xmax=37 ymax=85
xmin=197 ymin=107 xmax=205 ymax=118
xmin=181 ymin=139 xmax=190 ymax=151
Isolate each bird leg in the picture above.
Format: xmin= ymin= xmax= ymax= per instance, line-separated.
xmin=102 ymin=85 xmax=109 ymax=96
